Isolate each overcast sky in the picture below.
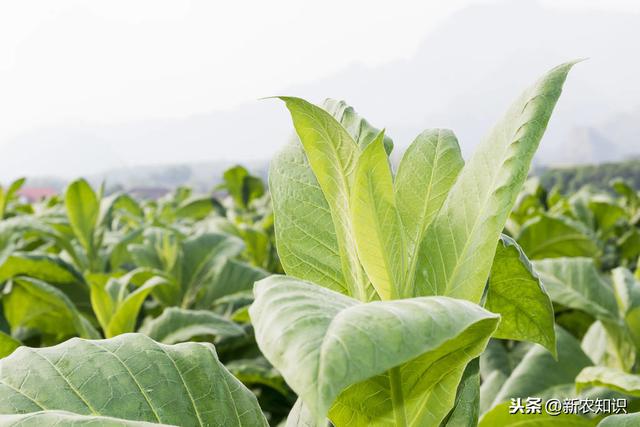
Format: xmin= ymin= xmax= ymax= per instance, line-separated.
xmin=1 ymin=0 xmax=639 ymax=145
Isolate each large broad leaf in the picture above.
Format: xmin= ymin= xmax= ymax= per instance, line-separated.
xmin=479 ymin=401 xmax=595 ymax=427
xmin=533 ymin=258 xmax=619 ymax=322
xmin=581 ymin=321 xmax=636 ymax=373
xmin=2 ymin=277 xmax=99 ymax=342
xmin=485 ymin=235 xmax=556 ymax=355
xmin=0 ymin=411 xmax=166 ymax=426
xmin=351 ymin=134 xmax=405 ymax=300
xmin=0 ymin=333 xmax=267 ymax=426
xmin=395 ymin=129 xmax=464 ymax=289
xmin=489 ymin=327 xmax=592 ymax=410
xmin=516 ymin=214 xmax=599 ymax=259
xmin=64 ymin=179 xmax=99 ymax=253
xmin=139 ymin=307 xmax=244 ymax=344
xmin=276 ymin=97 xmax=368 ymax=300
xmin=270 ymin=99 xmax=388 ymax=298
xmin=249 ymin=275 xmax=499 ymax=425
xmin=414 ymin=61 xmax=578 ymax=302
xmin=576 ymin=367 xmax=640 ymax=397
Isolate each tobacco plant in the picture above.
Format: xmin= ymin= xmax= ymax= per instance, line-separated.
xmin=249 ymin=63 xmax=581 ymax=426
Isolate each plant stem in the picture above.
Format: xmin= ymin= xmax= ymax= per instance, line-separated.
xmin=389 ymin=366 xmax=408 ymax=427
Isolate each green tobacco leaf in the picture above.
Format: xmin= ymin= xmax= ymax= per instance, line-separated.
xmin=286 ymin=399 xmax=327 ymax=427
xmin=226 ymin=357 xmax=290 ymax=396
xmin=351 ymin=134 xmax=405 ymax=300
xmin=533 ymin=258 xmax=619 ymax=322
xmin=442 ymin=358 xmax=480 ymax=427
xmin=395 ymin=129 xmax=464 ymax=288
xmin=576 ymin=367 xmax=640 ymax=397
xmin=0 ymin=411 xmax=168 ymax=426
xmin=0 ymin=331 xmax=20 ymax=358
xmin=611 ymin=267 xmax=640 ymax=316
xmin=249 ymin=275 xmax=499 ymax=425
xmin=277 ymin=97 xmax=367 ymax=300
xmin=479 ymin=402 xmax=595 ymax=427
xmin=517 ymin=214 xmax=599 ymax=259
xmin=3 ymin=277 xmax=99 ymax=341
xmin=489 ymin=327 xmax=592 ymax=410
xmin=589 ymin=199 xmax=627 ymax=232
xmin=139 ymin=307 xmax=244 ymax=344
xmin=178 ymin=232 xmax=244 ymax=306
xmin=0 ymin=333 xmax=267 ymax=426
xmin=598 ymin=413 xmax=640 ymax=427
xmin=322 ymin=99 xmax=393 ymax=153
xmin=581 ymin=321 xmax=636 ymax=373
xmin=270 ymin=98 xmax=388 ymax=298
xmin=64 ymin=179 xmax=99 ymax=253
xmin=415 ymin=61 xmax=578 ymax=302
xmin=175 ymin=197 xmax=217 ymax=221
xmin=197 ymin=259 xmax=267 ymax=308
xmin=486 ymin=235 xmax=556 ymax=355
xmin=269 ymin=135 xmax=346 ymax=294
xmin=104 ymin=277 xmax=167 ymax=338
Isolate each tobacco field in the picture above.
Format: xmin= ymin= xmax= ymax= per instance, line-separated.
xmin=0 ymin=62 xmax=639 ymax=426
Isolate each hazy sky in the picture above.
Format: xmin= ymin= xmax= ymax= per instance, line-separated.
xmin=1 ymin=0 xmax=639 ymax=145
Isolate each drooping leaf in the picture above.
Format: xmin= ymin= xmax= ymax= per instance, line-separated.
xmin=485 ymin=235 xmax=556 ymax=355
xmin=395 ymin=129 xmax=464 ymax=288
xmin=196 ymin=259 xmax=267 ymax=309
xmin=249 ymin=275 xmax=499 ymax=425
xmin=64 ymin=179 xmax=99 ymax=253
xmin=576 ymin=367 xmax=640 ymax=397
xmin=0 ymin=333 xmax=267 ymax=426
xmin=139 ymin=307 xmax=244 ymax=344
xmin=488 ymin=327 xmax=592 ymax=410
xmin=533 ymin=258 xmax=619 ymax=322
xmin=517 ymin=214 xmax=599 ymax=259
xmin=351 ymin=134 xmax=405 ymax=300
xmin=414 ymin=61 xmax=578 ymax=302
xmin=2 ymin=277 xmax=99 ymax=341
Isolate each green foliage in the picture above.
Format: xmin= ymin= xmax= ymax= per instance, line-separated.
xmin=255 ymin=61 xmax=576 ymax=426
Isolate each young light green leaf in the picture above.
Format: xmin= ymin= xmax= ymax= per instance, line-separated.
xmin=0 ymin=334 xmax=267 ymax=426
xmin=249 ymin=275 xmax=499 ymax=425
xmin=351 ymin=133 xmax=405 ymax=300
xmin=576 ymin=367 xmax=640 ymax=397
xmin=414 ymin=61 xmax=578 ymax=302
xmin=395 ymin=129 xmax=464 ymax=288
xmin=104 ymin=277 xmax=167 ymax=338
xmin=64 ymin=178 xmax=99 ymax=253
xmin=485 ymin=235 xmax=556 ymax=356
xmin=277 ymin=97 xmax=367 ymax=300
xmin=517 ymin=214 xmax=599 ymax=259
xmin=139 ymin=307 xmax=244 ymax=344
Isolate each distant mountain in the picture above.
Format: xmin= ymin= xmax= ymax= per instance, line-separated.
xmin=2 ymin=0 xmax=639 ymax=182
